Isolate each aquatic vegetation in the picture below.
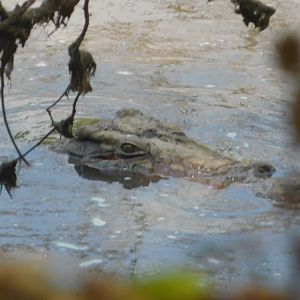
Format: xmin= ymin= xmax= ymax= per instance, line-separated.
xmin=167 ymin=0 xmax=198 ymax=18
xmin=14 ymin=130 xmax=30 ymax=141
xmin=73 ymin=118 xmax=98 ymax=130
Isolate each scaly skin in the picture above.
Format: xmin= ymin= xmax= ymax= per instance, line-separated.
xmin=52 ymin=108 xmax=275 ymax=189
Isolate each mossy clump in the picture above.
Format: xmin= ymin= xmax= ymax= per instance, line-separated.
xmin=73 ymin=117 xmax=98 ymax=131
xmin=40 ymin=134 xmax=60 ymax=145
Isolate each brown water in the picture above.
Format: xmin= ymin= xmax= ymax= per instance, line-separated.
xmin=1 ymin=0 xmax=300 ymax=291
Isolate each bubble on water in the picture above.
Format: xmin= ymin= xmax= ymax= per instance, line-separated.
xmin=205 ymin=84 xmax=216 ymax=88
xmin=244 ymin=142 xmax=250 ymax=148
xmin=91 ymin=197 xmax=109 ymax=207
xmin=207 ymin=257 xmax=220 ymax=265
xmin=157 ymin=217 xmax=165 ymax=221
xmin=167 ymin=235 xmax=177 ymax=240
xmin=54 ymin=242 xmax=88 ymax=251
xmin=115 ymin=230 xmax=121 ymax=234
xmin=159 ymin=193 xmax=169 ymax=198
xmin=35 ymin=61 xmax=47 ymax=67
xmin=92 ymin=217 xmax=106 ymax=227
xmin=79 ymin=259 xmax=103 ymax=268
xmin=125 ymin=2 xmax=134 ymax=7
xmin=116 ymin=71 xmax=133 ymax=76
xmin=226 ymin=132 xmax=237 ymax=139
xmin=260 ymin=221 xmax=274 ymax=227
xmin=199 ymin=41 xmax=210 ymax=47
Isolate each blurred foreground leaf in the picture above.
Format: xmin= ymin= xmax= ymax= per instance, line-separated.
xmin=135 ymin=271 xmax=213 ymax=300
xmin=277 ymin=34 xmax=300 ymax=142
xmin=277 ymin=34 xmax=300 ymax=75
xmin=292 ymin=89 xmax=300 ymax=142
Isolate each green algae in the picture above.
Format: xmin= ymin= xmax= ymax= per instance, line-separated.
xmin=73 ymin=117 xmax=98 ymax=131
xmin=14 ymin=130 xmax=30 ymax=140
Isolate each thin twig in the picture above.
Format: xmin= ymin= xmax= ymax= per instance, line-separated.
xmin=21 ymin=128 xmax=55 ymax=158
xmin=68 ymin=0 xmax=90 ymax=55
xmin=71 ymin=91 xmax=82 ymax=118
xmin=0 ymin=68 xmax=29 ymax=165
xmin=46 ymin=0 xmax=90 ymax=117
xmin=46 ymin=85 xmax=69 ymax=123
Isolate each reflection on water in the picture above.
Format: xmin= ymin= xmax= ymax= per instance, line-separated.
xmin=241 ymin=32 xmax=259 ymax=50
xmin=0 ymin=0 xmax=300 ymax=291
xmin=73 ymin=163 xmax=162 ymax=189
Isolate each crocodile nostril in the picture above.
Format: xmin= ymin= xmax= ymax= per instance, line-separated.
xmin=253 ymin=163 xmax=276 ymax=178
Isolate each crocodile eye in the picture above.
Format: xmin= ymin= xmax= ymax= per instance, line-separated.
xmin=116 ymin=141 xmax=148 ymax=158
xmin=121 ymin=143 xmax=139 ymax=154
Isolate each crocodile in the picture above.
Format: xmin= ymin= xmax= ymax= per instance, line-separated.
xmin=52 ymin=108 xmax=275 ymax=189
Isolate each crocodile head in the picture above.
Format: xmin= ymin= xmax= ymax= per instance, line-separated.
xmin=53 ymin=109 xmax=275 ymax=188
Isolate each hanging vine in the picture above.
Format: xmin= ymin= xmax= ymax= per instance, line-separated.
xmin=0 ymin=0 xmax=96 ymax=197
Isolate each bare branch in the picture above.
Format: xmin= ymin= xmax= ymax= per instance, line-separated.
xmin=68 ymin=0 xmax=90 ymax=56
xmin=0 ymin=69 xmax=29 ymax=165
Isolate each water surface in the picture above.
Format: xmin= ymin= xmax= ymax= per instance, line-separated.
xmin=1 ymin=0 xmax=300 ymax=291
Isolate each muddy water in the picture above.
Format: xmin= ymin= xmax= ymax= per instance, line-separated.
xmin=1 ymin=0 xmax=300 ymax=290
